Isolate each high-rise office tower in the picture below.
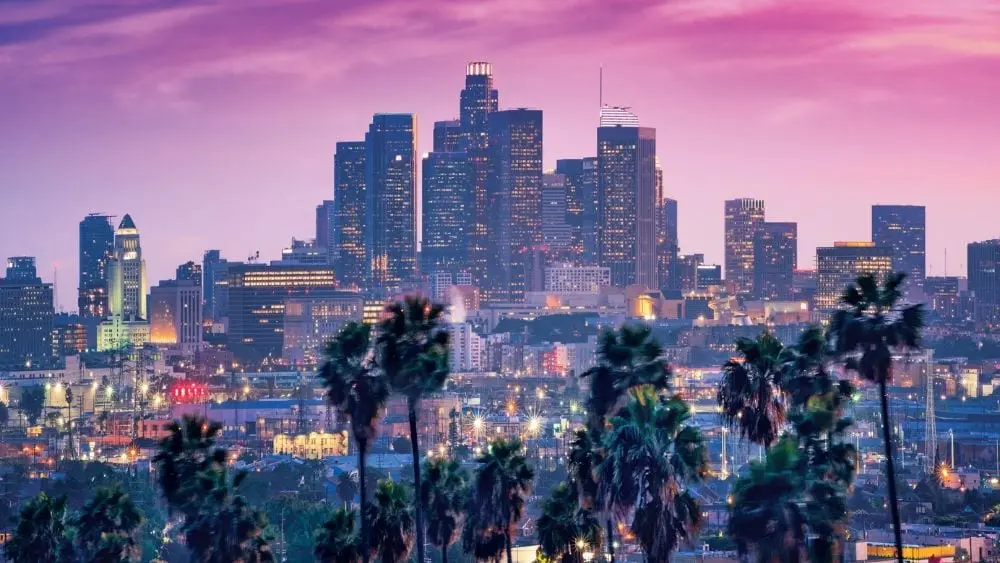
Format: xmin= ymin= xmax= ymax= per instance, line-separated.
xmin=460 ymin=62 xmax=499 ymax=286
xmin=556 ymin=157 xmax=598 ymax=264
xmin=542 ymin=173 xmax=573 ymax=261
xmin=149 ymin=277 xmax=202 ymax=351
xmin=422 ymin=151 xmax=471 ymax=275
xmin=968 ymin=239 xmax=1000 ymax=326
xmin=754 ymin=222 xmax=797 ymax=301
xmin=0 ymin=257 xmax=55 ymax=369
xmin=657 ymin=195 xmax=679 ymax=292
xmin=724 ymin=199 xmax=766 ymax=295
xmin=333 ymin=141 xmax=367 ymax=289
xmin=227 ymin=263 xmax=338 ymax=360
xmin=315 ymin=200 xmax=336 ymax=264
xmin=365 ymin=114 xmax=418 ymax=291
xmin=597 ymin=110 xmax=657 ymax=288
xmin=202 ymin=250 xmax=239 ymax=324
xmin=923 ymin=277 xmax=962 ymax=321
xmin=78 ymin=213 xmax=115 ymax=318
xmin=176 ymin=261 xmax=202 ymax=286
xmin=433 ymin=119 xmax=463 ymax=152
xmin=872 ymin=204 xmax=926 ymax=285
xmin=106 ymin=214 xmax=147 ymax=320
xmin=486 ymin=109 xmax=543 ymax=302
xmin=816 ymin=242 xmax=893 ymax=312
xmin=675 ymin=254 xmax=704 ymax=293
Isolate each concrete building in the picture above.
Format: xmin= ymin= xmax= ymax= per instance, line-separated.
xmin=282 ymin=293 xmax=364 ymax=366
xmin=754 ymin=222 xmax=797 ymax=301
xmin=724 ymin=199 xmax=765 ymax=296
xmin=544 ymin=263 xmax=611 ymax=293
xmin=148 ymin=279 xmax=202 ymax=351
xmin=816 ymin=242 xmax=894 ymax=312
xmin=968 ymin=239 xmax=1000 ymax=326
xmin=448 ymin=322 xmax=484 ymax=372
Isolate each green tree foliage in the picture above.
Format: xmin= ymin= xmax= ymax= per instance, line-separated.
xmin=73 ymin=486 xmax=144 ymax=563
xmin=422 ymin=457 xmax=469 ymax=563
xmin=19 ymin=384 xmax=46 ymax=426
xmin=6 ymin=492 xmax=72 ymax=563
xmin=464 ymin=438 xmax=534 ymax=563
xmin=537 ymin=481 xmax=602 ymax=563
xmin=366 ymin=479 xmax=415 ymax=563
xmin=314 ymin=507 xmax=361 ymax=563
xmin=717 ymin=332 xmax=787 ymax=447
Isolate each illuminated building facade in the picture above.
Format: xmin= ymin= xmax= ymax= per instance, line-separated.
xmin=657 ymin=196 xmax=679 ymax=291
xmin=0 ymin=257 xmax=55 ymax=369
xmin=433 ymin=119 xmax=463 ymax=152
xmin=333 ymin=141 xmax=367 ymax=289
xmin=544 ymin=263 xmax=611 ymax=293
xmin=968 ymin=239 xmax=1000 ymax=326
xmin=202 ymin=250 xmax=239 ymax=325
xmin=365 ymin=114 xmax=418 ymax=291
xmin=282 ymin=293 xmax=364 ymax=365
xmin=597 ymin=118 xmax=657 ymax=288
xmin=724 ymin=198 xmax=765 ymax=296
xmin=872 ymin=204 xmax=925 ymax=285
xmin=460 ymin=61 xmax=499 ymax=287
xmin=695 ymin=264 xmax=723 ymax=290
xmin=315 ymin=200 xmax=335 ymax=264
xmin=675 ymin=254 xmax=704 ymax=293
xmin=923 ymin=276 xmax=962 ymax=321
xmin=556 ymin=157 xmax=598 ymax=264
xmin=422 ymin=151 xmax=471 ymax=275
xmin=753 ymin=222 xmax=797 ymax=301
xmin=226 ymin=264 xmax=338 ymax=360
xmin=149 ymin=279 xmax=202 ymax=350
xmin=448 ymin=322 xmax=483 ymax=372
xmin=487 ymin=108 xmax=543 ymax=303
xmin=541 ymin=173 xmax=572 ymax=260
xmin=78 ymin=214 xmax=114 ymax=318
xmin=52 ymin=317 xmax=87 ymax=358
xmin=816 ymin=242 xmax=893 ymax=312
xmin=106 ymin=214 xmax=147 ymax=321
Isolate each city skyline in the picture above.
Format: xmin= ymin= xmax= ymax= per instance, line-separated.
xmin=2 ymin=0 xmax=999 ymax=309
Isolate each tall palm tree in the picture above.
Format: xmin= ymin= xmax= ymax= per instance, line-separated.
xmin=828 ymin=272 xmax=924 ymax=563
xmin=73 ymin=485 xmax=144 ymax=563
xmin=597 ymin=389 xmax=708 ymax=563
xmin=315 ymin=507 xmax=361 ymax=563
xmin=183 ymin=470 xmax=274 ymax=563
xmin=319 ymin=321 xmax=389 ymax=563
xmin=579 ymin=324 xmax=671 ymax=563
xmin=6 ymin=492 xmax=71 ymax=563
xmin=377 ymin=296 xmax=450 ymax=563
xmin=567 ymin=429 xmax=598 ymax=511
xmin=717 ymin=332 xmax=786 ymax=447
xmin=422 ymin=457 xmax=468 ymax=563
xmin=537 ymin=481 xmax=602 ymax=563
xmin=366 ymin=480 xmax=416 ymax=563
xmin=153 ymin=414 xmax=226 ymax=518
xmin=467 ymin=438 xmax=534 ymax=563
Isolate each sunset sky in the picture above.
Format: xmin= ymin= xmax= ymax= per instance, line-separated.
xmin=1 ymin=0 xmax=998 ymax=309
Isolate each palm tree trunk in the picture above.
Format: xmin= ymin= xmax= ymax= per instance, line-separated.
xmin=408 ymin=397 xmax=426 ymax=563
xmin=878 ymin=380 xmax=904 ymax=563
xmin=441 ymin=542 xmax=448 ymax=563
xmin=505 ymin=529 xmax=514 ymax=563
xmin=606 ymin=518 xmax=616 ymax=563
xmin=359 ymin=438 xmax=370 ymax=563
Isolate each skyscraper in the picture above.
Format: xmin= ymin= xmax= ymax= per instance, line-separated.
xmin=78 ymin=213 xmax=114 ymax=318
xmin=816 ymin=242 xmax=893 ymax=312
xmin=597 ymin=112 xmax=657 ymax=288
xmin=106 ymin=214 xmax=147 ymax=320
xmin=872 ymin=204 xmax=926 ymax=285
xmin=724 ymin=199 xmax=766 ymax=295
xmin=365 ymin=114 xmax=418 ymax=291
xmin=542 ymin=173 xmax=573 ymax=260
xmin=149 ymin=277 xmax=202 ymax=351
xmin=422 ymin=151 xmax=471 ymax=275
xmin=176 ymin=261 xmax=202 ymax=286
xmin=333 ymin=141 xmax=367 ymax=289
xmin=315 ymin=200 xmax=335 ymax=264
xmin=968 ymin=239 xmax=1000 ymax=326
xmin=433 ymin=119 xmax=463 ymax=152
xmin=657 ymin=197 xmax=679 ymax=291
xmin=556 ymin=157 xmax=598 ymax=264
xmin=202 ymin=250 xmax=239 ymax=325
xmin=486 ymin=109 xmax=543 ymax=302
xmin=0 ymin=257 xmax=55 ymax=369
xmin=460 ymin=62 xmax=499 ymax=286
xmin=754 ymin=222 xmax=797 ymax=301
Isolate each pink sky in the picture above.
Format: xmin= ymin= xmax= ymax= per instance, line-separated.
xmin=1 ymin=0 xmax=998 ymax=309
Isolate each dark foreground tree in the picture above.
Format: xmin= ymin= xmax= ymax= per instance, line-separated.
xmin=315 ymin=508 xmax=361 ymax=563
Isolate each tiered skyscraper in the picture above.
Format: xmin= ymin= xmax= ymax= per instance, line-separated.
xmin=872 ymin=204 xmax=926 ymax=285
xmin=106 ymin=214 xmax=147 ymax=320
xmin=333 ymin=141 xmax=367 ymax=289
xmin=968 ymin=239 xmax=1000 ymax=326
xmin=724 ymin=198 xmax=765 ymax=296
xmin=460 ymin=62 xmax=499 ymax=287
xmin=487 ymin=109 xmax=543 ymax=302
xmin=597 ymin=107 xmax=657 ymax=288
xmin=78 ymin=213 xmax=114 ymax=318
xmin=753 ymin=222 xmax=797 ymax=300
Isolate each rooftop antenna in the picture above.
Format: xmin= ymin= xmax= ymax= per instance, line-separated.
xmin=599 ymin=65 xmax=603 ymax=109
xmin=944 ymin=248 xmax=948 ymax=277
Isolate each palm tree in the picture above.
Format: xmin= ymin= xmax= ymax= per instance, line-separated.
xmin=366 ymin=480 xmax=415 ymax=563
xmin=567 ymin=429 xmax=598 ymax=511
xmin=828 ymin=272 xmax=924 ymax=563
xmin=6 ymin=493 xmax=71 ymax=563
xmin=319 ymin=321 xmax=389 ymax=563
xmin=537 ymin=481 xmax=602 ymax=563
xmin=152 ymin=414 xmax=226 ymax=518
xmin=467 ymin=438 xmax=534 ymax=563
xmin=73 ymin=485 xmax=145 ymax=563
xmin=579 ymin=324 xmax=671 ymax=563
xmin=183 ymin=470 xmax=274 ymax=563
xmin=422 ymin=457 xmax=468 ymax=563
xmin=377 ymin=296 xmax=450 ymax=563
xmin=315 ymin=507 xmax=361 ymax=563
xmin=597 ymin=389 xmax=708 ymax=563
xmin=717 ymin=332 xmax=787 ymax=447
